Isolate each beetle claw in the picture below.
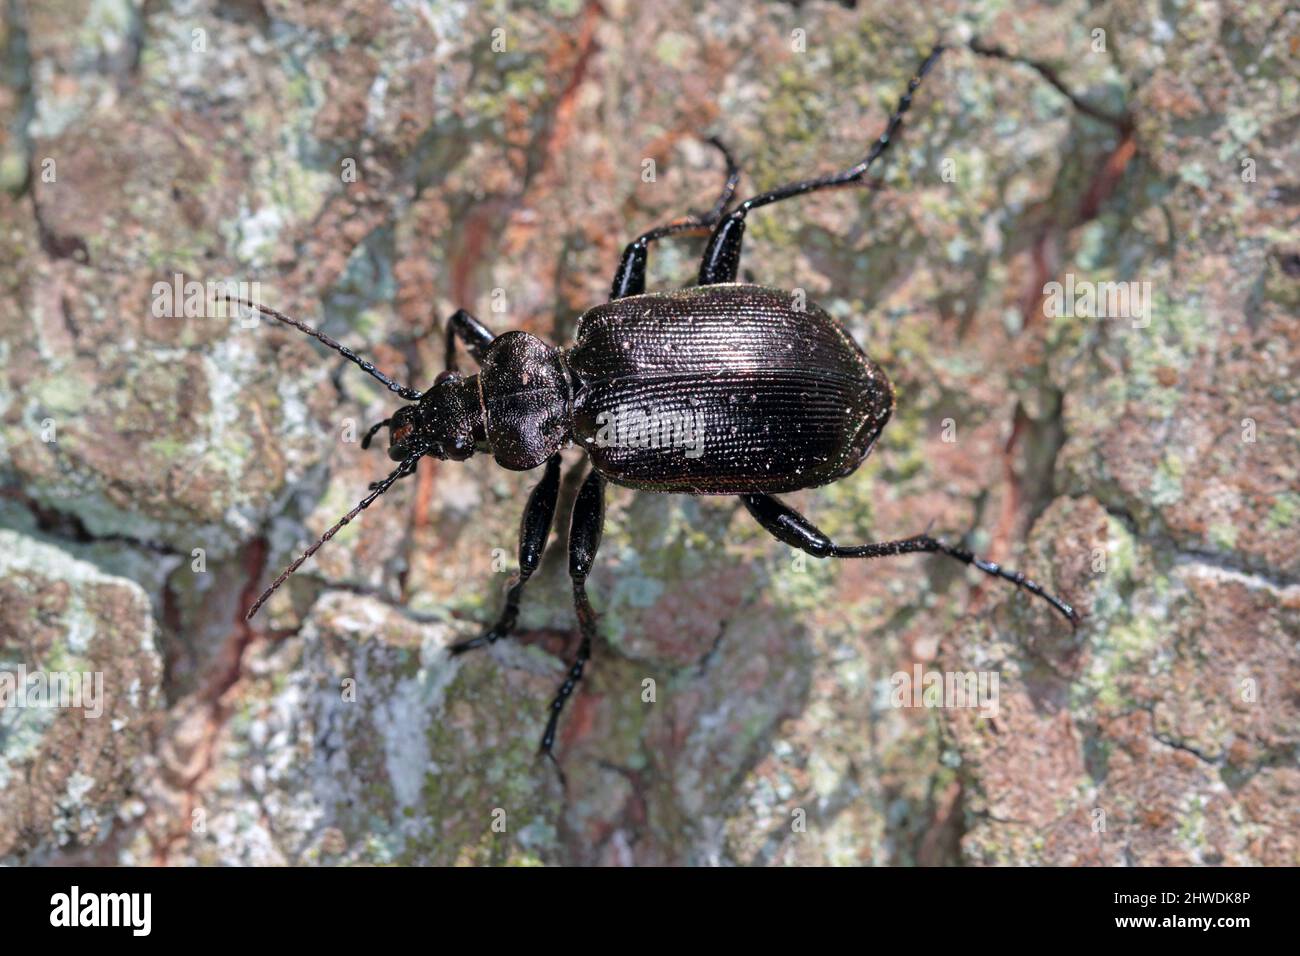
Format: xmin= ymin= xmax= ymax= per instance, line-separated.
xmin=539 ymin=747 xmax=568 ymax=792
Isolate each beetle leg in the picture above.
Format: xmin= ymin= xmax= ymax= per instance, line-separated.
xmin=539 ymin=468 xmax=606 ymax=761
xmin=444 ymin=308 xmax=496 ymax=373
xmin=741 ymin=492 xmax=1080 ymax=626
xmin=448 ymin=453 xmax=562 ymax=655
xmin=698 ymin=44 xmax=945 ymax=285
xmin=359 ymin=417 xmax=392 ymax=450
xmin=610 ymin=137 xmax=741 ymax=300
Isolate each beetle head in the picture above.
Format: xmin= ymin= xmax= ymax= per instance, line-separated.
xmin=232 ymin=293 xmax=494 ymax=622
xmin=387 ymin=370 xmax=482 ymax=462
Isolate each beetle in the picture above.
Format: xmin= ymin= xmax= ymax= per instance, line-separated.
xmin=233 ymin=43 xmax=1077 ymax=764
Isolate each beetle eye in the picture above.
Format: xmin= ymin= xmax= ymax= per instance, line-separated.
xmin=434 ymin=370 xmax=457 ymax=386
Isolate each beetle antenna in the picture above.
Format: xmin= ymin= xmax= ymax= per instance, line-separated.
xmin=225 ymin=295 xmax=423 ymax=402
xmin=245 ymin=457 xmax=418 ymax=620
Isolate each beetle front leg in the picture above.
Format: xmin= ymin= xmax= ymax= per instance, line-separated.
xmin=444 ymin=307 xmax=495 ymax=372
xmin=449 ymin=454 xmax=562 ymax=655
xmin=360 ymin=416 xmax=392 ymax=450
xmin=539 ymin=468 xmax=606 ymax=762
xmin=741 ymin=493 xmax=1079 ymax=625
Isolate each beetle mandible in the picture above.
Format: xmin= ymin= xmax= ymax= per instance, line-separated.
xmin=233 ymin=43 xmax=1078 ymax=765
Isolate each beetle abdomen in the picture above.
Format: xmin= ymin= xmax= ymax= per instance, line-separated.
xmin=567 ymin=285 xmax=892 ymax=494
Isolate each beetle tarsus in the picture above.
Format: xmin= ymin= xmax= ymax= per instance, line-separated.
xmin=698 ymin=43 xmax=946 ymax=284
xmin=540 ymin=747 xmax=569 ymax=792
xmin=968 ymin=37 xmax=1128 ymax=130
xmin=742 ymin=493 xmax=1079 ymax=626
xmin=449 ymin=453 xmax=564 ymax=657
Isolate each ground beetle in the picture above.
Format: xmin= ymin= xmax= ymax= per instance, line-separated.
xmin=233 ymin=43 xmax=1078 ymax=765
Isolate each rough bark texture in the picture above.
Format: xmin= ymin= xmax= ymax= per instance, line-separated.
xmin=0 ymin=0 xmax=1295 ymax=865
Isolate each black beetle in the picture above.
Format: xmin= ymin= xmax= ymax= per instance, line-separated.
xmin=233 ymin=43 xmax=1077 ymax=763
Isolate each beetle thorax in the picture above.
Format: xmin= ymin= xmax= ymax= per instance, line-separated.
xmin=477 ymin=331 xmax=572 ymax=471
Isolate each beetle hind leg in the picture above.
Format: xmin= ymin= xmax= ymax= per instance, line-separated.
xmin=609 ymin=137 xmax=741 ymax=300
xmin=742 ymin=492 xmax=1079 ymax=626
